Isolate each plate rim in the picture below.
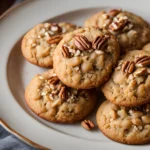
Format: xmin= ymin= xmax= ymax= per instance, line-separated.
xmin=0 ymin=1 xmax=49 ymax=149
xmin=0 ymin=119 xmax=49 ymax=149
xmin=1 ymin=0 xmax=150 ymax=149
xmin=0 ymin=0 xmax=30 ymax=19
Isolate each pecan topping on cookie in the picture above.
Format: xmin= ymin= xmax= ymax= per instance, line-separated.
xmin=62 ymin=46 xmax=70 ymax=58
xmin=59 ymin=86 xmax=68 ymax=100
xmin=74 ymin=35 xmax=92 ymax=50
xmin=47 ymin=35 xmax=62 ymax=44
xmin=109 ymin=19 xmax=128 ymax=31
xmin=135 ymin=55 xmax=150 ymax=67
xmin=48 ymin=76 xmax=59 ymax=85
xmin=108 ymin=9 xmax=121 ymax=17
xmin=81 ymin=120 xmax=95 ymax=130
xmin=134 ymin=68 xmax=147 ymax=76
xmin=50 ymin=24 xmax=62 ymax=33
xmin=122 ymin=61 xmax=135 ymax=75
xmin=92 ymin=35 xmax=109 ymax=50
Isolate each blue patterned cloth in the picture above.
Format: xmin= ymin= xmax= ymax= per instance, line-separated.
xmin=0 ymin=125 xmax=37 ymax=150
xmin=0 ymin=1 xmax=37 ymax=150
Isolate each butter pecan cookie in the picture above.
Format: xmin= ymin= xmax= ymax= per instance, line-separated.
xmin=84 ymin=9 xmax=150 ymax=53
xmin=53 ymin=27 xmax=120 ymax=89
xmin=25 ymin=69 xmax=97 ymax=123
xmin=143 ymin=43 xmax=150 ymax=52
xmin=102 ymin=50 xmax=150 ymax=107
xmin=96 ymin=100 xmax=150 ymax=144
xmin=22 ymin=22 xmax=78 ymax=67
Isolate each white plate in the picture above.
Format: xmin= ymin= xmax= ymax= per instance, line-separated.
xmin=0 ymin=0 xmax=150 ymax=149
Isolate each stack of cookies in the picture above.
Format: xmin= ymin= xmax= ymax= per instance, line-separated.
xmin=22 ymin=9 xmax=150 ymax=145
xmin=87 ymin=10 xmax=150 ymax=144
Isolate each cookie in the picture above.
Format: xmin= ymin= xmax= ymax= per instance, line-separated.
xmin=84 ymin=9 xmax=150 ymax=53
xmin=25 ymin=69 xmax=97 ymax=123
xmin=96 ymin=100 xmax=150 ymax=144
xmin=102 ymin=50 xmax=150 ymax=107
xmin=22 ymin=22 xmax=78 ymax=67
xmin=53 ymin=27 xmax=120 ymax=89
xmin=143 ymin=43 xmax=150 ymax=52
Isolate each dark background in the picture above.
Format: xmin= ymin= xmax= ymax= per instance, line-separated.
xmin=0 ymin=0 xmax=16 ymax=15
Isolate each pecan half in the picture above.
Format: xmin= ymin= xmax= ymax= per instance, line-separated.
xmin=48 ymin=76 xmax=59 ymax=85
xmin=109 ymin=19 xmax=128 ymax=31
xmin=50 ymin=23 xmax=62 ymax=33
xmin=81 ymin=120 xmax=95 ymax=130
xmin=108 ymin=9 xmax=121 ymax=17
xmin=59 ymin=86 xmax=67 ymax=100
xmin=47 ymin=35 xmax=62 ymax=44
xmin=74 ymin=35 xmax=92 ymax=50
xmin=92 ymin=35 xmax=109 ymax=50
xmin=62 ymin=46 xmax=70 ymax=58
xmin=122 ymin=61 xmax=135 ymax=75
xmin=135 ymin=55 xmax=150 ymax=67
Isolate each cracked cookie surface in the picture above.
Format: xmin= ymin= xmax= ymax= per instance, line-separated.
xmin=96 ymin=100 xmax=150 ymax=144
xmin=53 ymin=27 xmax=120 ymax=89
xmin=22 ymin=22 xmax=78 ymax=67
xmin=84 ymin=10 xmax=150 ymax=53
xmin=25 ymin=69 xmax=97 ymax=123
xmin=102 ymin=50 xmax=150 ymax=107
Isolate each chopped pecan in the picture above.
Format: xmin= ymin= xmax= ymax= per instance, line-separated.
xmin=47 ymin=35 xmax=62 ymax=44
xmin=134 ymin=68 xmax=147 ymax=76
xmin=122 ymin=61 xmax=135 ymax=75
xmin=109 ymin=19 xmax=128 ymax=31
xmin=81 ymin=120 xmax=95 ymax=130
xmin=74 ymin=35 xmax=92 ymax=50
xmin=122 ymin=23 xmax=133 ymax=32
xmin=135 ymin=55 xmax=150 ymax=67
xmin=62 ymin=46 xmax=70 ymax=58
xmin=48 ymin=76 xmax=59 ymax=85
xmin=108 ymin=9 xmax=121 ymax=17
xmin=92 ymin=35 xmax=109 ymax=50
xmin=59 ymin=86 xmax=67 ymax=100
xmin=57 ymin=84 xmax=63 ymax=90
xmin=50 ymin=23 xmax=62 ymax=33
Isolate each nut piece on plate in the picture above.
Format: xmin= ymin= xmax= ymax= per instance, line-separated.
xmin=102 ymin=49 xmax=150 ymax=107
xmin=25 ymin=69 xmax=97 ymax=123
xmin=81 ymin=120 xmax=95 ymax=130
xmin=96 ymin=100 xmax=150 ymax=145
xmin=53 ymin=27 xmax=120 ymax=89
xmin=84 ymin=9 xmax=150 ymax=53
xmin=21 ymin=22 xmax=79 ymax=67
